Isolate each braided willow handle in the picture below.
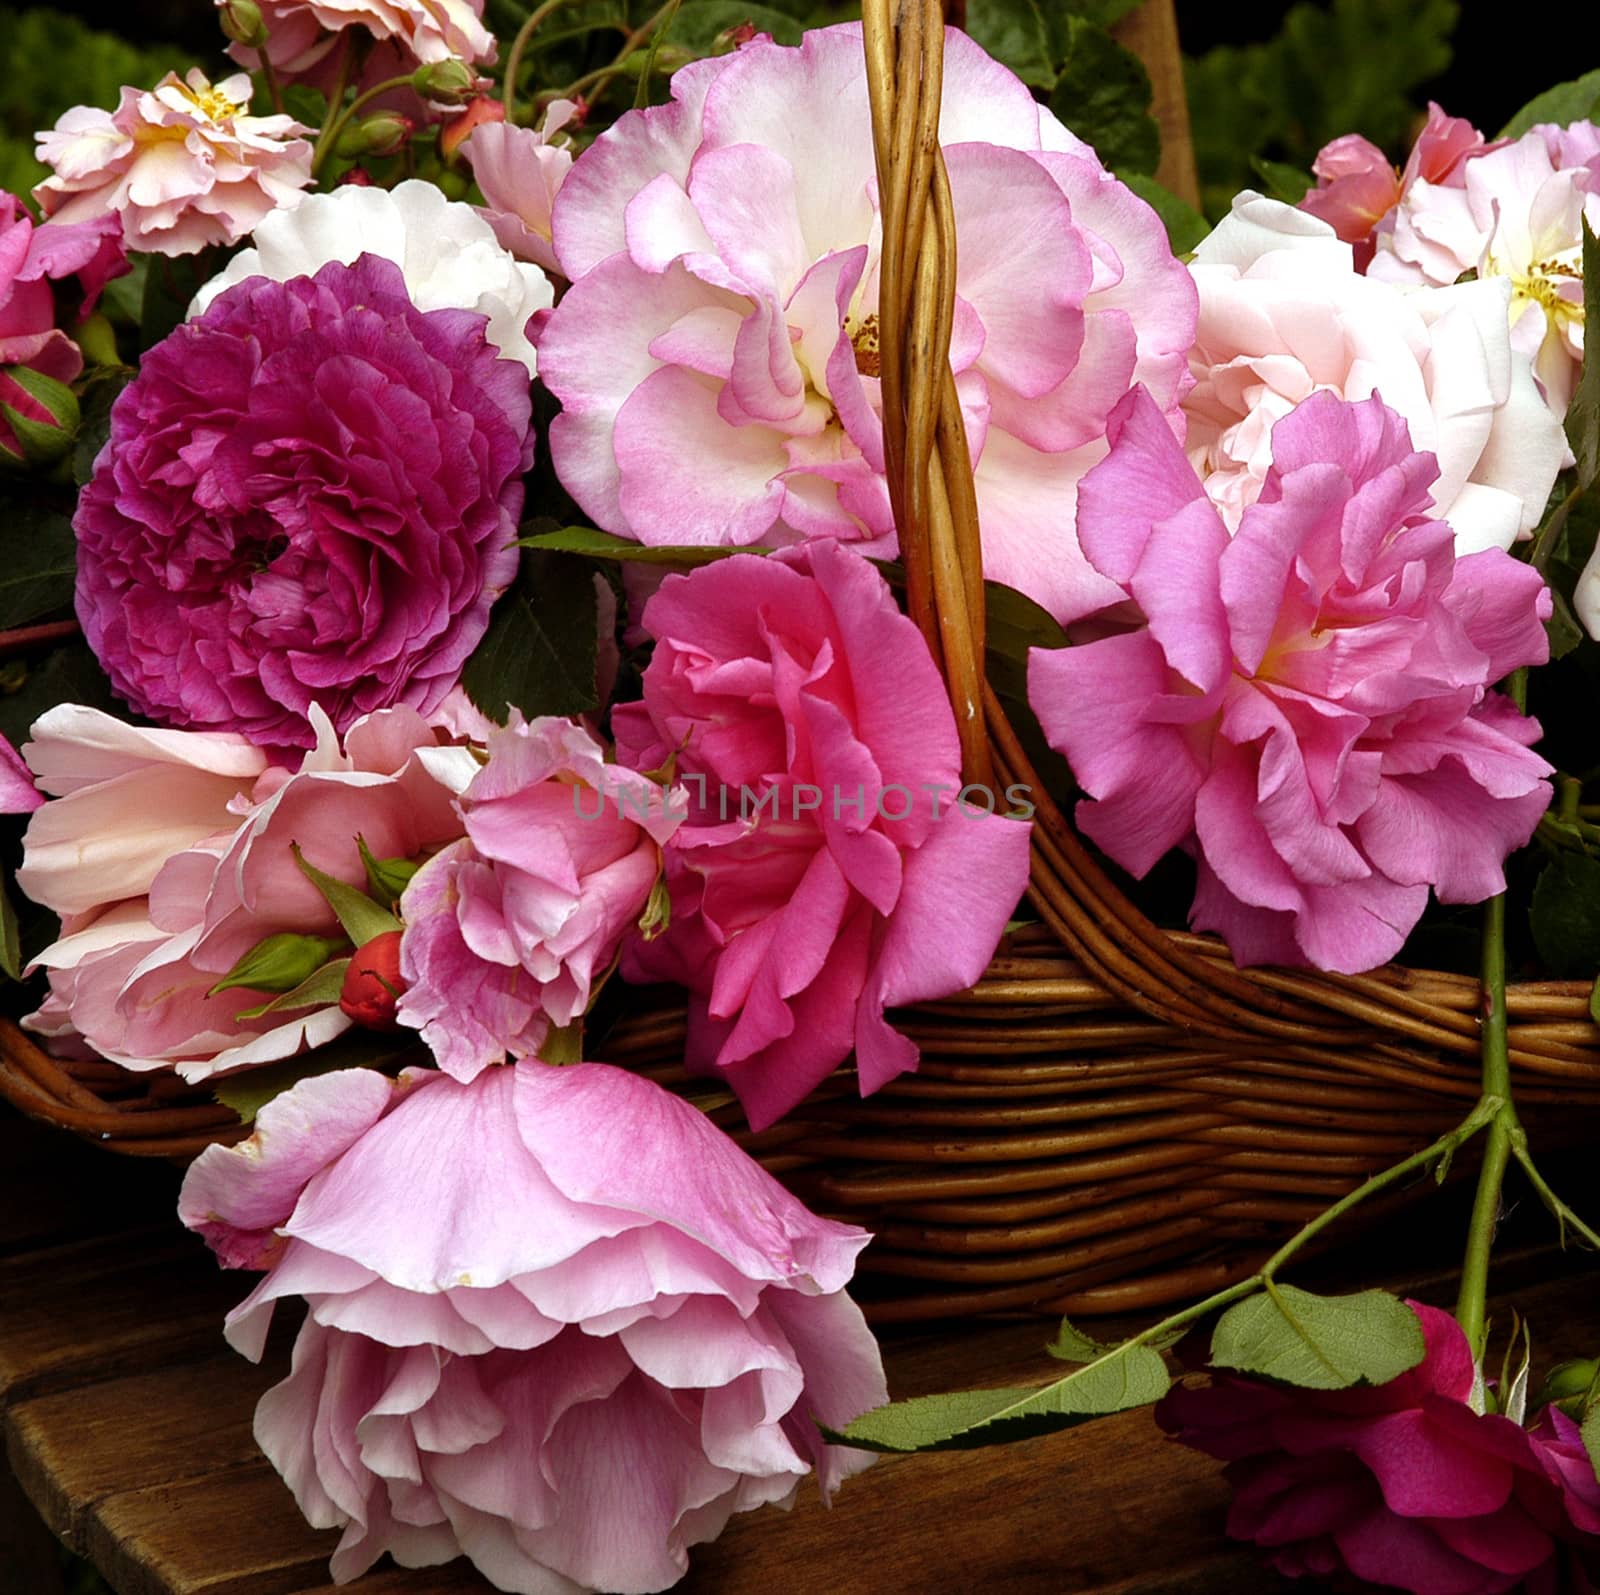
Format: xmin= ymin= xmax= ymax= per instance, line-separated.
xmin=858 ymin=1 xmax=1368 ymax=1047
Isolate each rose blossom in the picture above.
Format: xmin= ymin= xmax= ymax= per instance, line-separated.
xmin=76 ymin=253 xmax=531 ymax=751
xmin=1 ymin=192 xmax=126 ymax=459
xmin=179 ymin=1060 xmax=887 ymax=1592
xmin=398 ymin=715 xmax=683 ymax=1081
xmin=1185 ymin=192 xmax=1566 ymax=556
xmin=1158 ymin=1300 xmax=1600 ymax=1593
xmin=1300 ymin=103 xmax=1490 ymax=267
xmin=462 ymin=100 xmax=578 ymax=276
xmin=537 ymin=22 xmax=1197 ymax=626
xmin=21 ymin=705 xmax=473 ymax=1080
xmin=192 ymin=179 xmax=552 ymax=376
xmin=224 ymin=0 xmax=495 ymax=93
xmin=0 ymin=733 xmax=42 ymax=814
xmin=615 ymin=538 xmax=1032 ymax=1129
xmin=33 ymin=69 xmax=312 ymax=255
xmin=1371 ymin=121 xmax=1600 ymax=417
xmin=1028 ymin=390 xmax=1553 ymax=975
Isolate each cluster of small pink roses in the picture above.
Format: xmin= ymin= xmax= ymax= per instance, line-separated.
xmin=3 ymin=6 xmax=1597 ymax=1591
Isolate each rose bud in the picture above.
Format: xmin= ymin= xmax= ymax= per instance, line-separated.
xmin=440 ymin=93 xmax=504 ymax=159
xmin=217 ymin=0 xmax=267 ymax=49
xmin=335 ymin=112 xmax=413 ymax=160
xmin=339 ymin=930 xmax=406 ymax=1029
xmin=411 ymin=59 xmax=478 ymax=106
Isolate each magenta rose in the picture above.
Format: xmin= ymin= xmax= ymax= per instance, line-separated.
xmin=1158 ymin=1301 xmax=1600 ymax=1593
xmin=614 ymin=539 xmax=1032 ymax=1130
xmin=1028 ymin=389 xmax=1552 ymax=975
xmin=179 ymin=1060 xmax=887 ymax=1593
xmin=397 ymin=715 xmax=683 ymax=1081
xmin=74 ymin=253 xmax=531 ymax=752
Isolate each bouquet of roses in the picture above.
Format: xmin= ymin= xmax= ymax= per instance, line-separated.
xmin=2 ymin=0 xmax=1600 ymax=1589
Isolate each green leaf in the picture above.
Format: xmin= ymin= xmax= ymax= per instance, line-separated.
xmin=72 ymin=367 xmax=134 ymax=487
xmin=1546 ymin=587 xmax=1588 ymax=661
xmin=966 ymin=0 xmax=1057 ymax=90
xmin=1049 ymin=1315 xmax=1186 ymax=1362
xmin=833 ymin=1343 xmax=1170 ymax=1453
xmin=1500 ymin=70 xmax=1600 ymax=140
xmin=233 ymin=958 xmax=352 ymax=1021
xmin=208 ymin=932 xmax=350 ymax=998
xmin=984 ymin=577 xmax=1071 ymax=702
xmin=291 ymin=845 xmax=403 ymax=946
xmin=669 ymin=1 xmax=803 ymax=51
xmin=1566 ymin=223 xmax=1600 ymax=492
xmin=1 ymin=878 xmax=21 ymax=982
xmin=461 ymin=546 xmax=601 ymax=725
xmin=1531 ymin=852 xmax=1600 ymax=980
xmin=0 ymin=498 xmax=76 ymax=629
xmin=1584 ymin=1401 xmax=1600 ymax=1486
xmin=212 ymin=1032 xmax=425 ymax=1124
xmin=518 ymin=524 xmax=748 ymax=569
xmin=1050 ymin=17 xmax=1159 ymax=176
xmin=1250 ymin=155 xmax=1313 ymax=205
xmin=1211 ymin=1285 xmax=1425 ymax=1390
xmin=1590 ymin=975 xmax=1600 ymax=1028
xmin=1117 ymin=173 xmax=1211 ymax=254
xmin=0 ymin=640 xmax=124 ymax=754
xmin=138 ymin=251 xmax=213 ymax=353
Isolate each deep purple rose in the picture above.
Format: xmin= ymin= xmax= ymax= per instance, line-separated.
xmin=1158 ymin=1300 xmax=1600 ymax=1593
xmin=74 ymin=253 xmax=531 ymax=751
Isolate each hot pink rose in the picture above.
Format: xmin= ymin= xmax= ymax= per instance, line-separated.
xmin=34 ymin=69 xmax=313 ymax=256
xmin=1185 ymin=193 xmax=1566 ymax=556
xmin=462 ymin=101 xmax=577 ymax=275
xmin=1028 ymin=390 xmax=1553 ymax=975
xmin=0 ymin=733 xmax=41 ymax=815
xmin=21 ymin=706 xmax=472 ymax=1080
xmin=537 ymin=22 xmax=1197 ymax=625
xmin=179 ymin=1060 xmax=887 ymax=1593
xmin=1158 ymin=1300 xmax=1600 ymax=1593
xmin=397 ymin=715 xmax=683 ymax=1081
xmin=615 ymin=539 xmax=1032 ymax=1129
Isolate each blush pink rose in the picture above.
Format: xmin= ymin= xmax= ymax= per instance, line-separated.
xmin=397 ymin=715 xmax=683 ymax=1081
xmin=537 ymin=22 xmax=1197 ymax=625
xmin=179 ymin=1060 xmax=887 ymax=1593
xmin=1028 ymin=390 xmax=1553 ymax=975
xmin=21 ymin=706 xmax=473 ymax=1080
xmin=1185 ymin=193 xmax=1566 ymax=556
xmin=462 ymin=101 xmax=577 ymax=276
xmin=615 ymin=539 xmax=1032 ymax=1129
xmin=1158 ymin=1300 xmax=1600 ymax=1594
xmin=34 ymin=69 xmax=313 ymax=256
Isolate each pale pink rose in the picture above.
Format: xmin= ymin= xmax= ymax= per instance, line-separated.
xmin=227 ymin=0 xmax=496 ymax=92
xmin=1185 ymin=193 xmax=1567 ymax=557
xmin=34 ymin=69 xmax=312 ymax=256
xmin=615 ymin=539 xmax=1033 ymax=1129
xmin=180 ymin=1060 xmax=886 ymax=1593
xmin=397 ymin=716 xmax=683 ymax=1081
xmin=463 ymin=100 xmax=578 ymax=276
xmin=0 ymin=733 xmax=41 ymax=814
xmin=538 ymin=22 xmax=1197 ymax=625
xmin=1029 ymin=390 xmax=1553 ymax=974
xmin=22 ymin=706 xmax=473 ymax=1081
xmin=1373 ymin=122 xmax=1599 ymax=417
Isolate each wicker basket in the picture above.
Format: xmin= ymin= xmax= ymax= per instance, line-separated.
xmin=5 ymin=0 xmax=1600 ymax=1323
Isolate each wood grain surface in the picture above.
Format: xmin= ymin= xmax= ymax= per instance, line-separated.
xmin=4 ymin=1103 xmax=1599 ymax=1594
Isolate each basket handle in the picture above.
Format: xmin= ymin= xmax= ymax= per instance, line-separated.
xmin=859 ymin=1 xmax=1361 ymax=1045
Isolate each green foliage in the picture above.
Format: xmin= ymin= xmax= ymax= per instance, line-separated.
xmin=1250 ymin=156 xmax=1313 ymax=205
xmin=1185 ymin=0 xmax=1457 ymax=218
xmin=0 ymin=492 xmax=76 ymax=630
xmin=1501 ymin=70 xmax=1600 ymax=140
xmin=1 ymin=877 xmax=21 ymax=982
xmin=463 ymin=546 xmax=602 ymax=724
xmin=1118 ymin=173 xmax=1211 ymax=254
xmin=965 ymin=0 xmax=1056 ymax=90
xmin=1049 ymin=17 xmax=1158 ymax=175
xmin=1530 ymin=852 xmax=1600 ymax=979
xmin=1210 ymin=1286 xmax=1426 ymax=1390
xmin=292 ymin=846 xmax=403 ymax=947
xmin=0 ymin=7 xmax=191 ymax=198
xmin=984 ymin=577 xmax=1070 ymax=703
xmin=0 ymin=641 xmax=124 ymax=753
xmin=1567 ymin=224 xmax=1600 ymax=492
xmin=520 ymin=525 xmax=745 ymax=568
xmin=1585 ymin=1402 xmax=1600 ymax=1485
xmin=671 ymin=1 xmax=804 ymax=51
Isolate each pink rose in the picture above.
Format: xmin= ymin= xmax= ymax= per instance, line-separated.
xmin=1299 ymin=135 xmax=1399 ymax=263
xmin=1186 ymin=193 xmax=1567 ymax=556
xmin=0 ymin=733 xmax=42 ymax=815
xmin=1028 ymin=390 xmax=1553 ymax=975
xmin=179 ymin=1060 xmax=887 ymax=1592
xmin=462 ymin=101 xmax=578 ymax=275
xmin=397 ymin=715 xmax=683 ymax=1081
xmin=34 ymin=69 xmax=312 ymax=255
xmin=1158 ymin=1300 xmax=1600 ymax=1593
xmin=615 ymin=539 xmax=1032 ymax=1129
xmin=537 ymin=22 xmax=1197 ymax=625
xmin=21 ymin=706 xmax=472 ymax=1080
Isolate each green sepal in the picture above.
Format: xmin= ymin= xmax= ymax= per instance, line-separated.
xmin=537 ymin=1021 xmax=584 ymax=1065
xmin=233 ymin=957 xmax=352 ymax=1021
xmin=1 ymin=402 xmax=74 ymax=470
xmin=637 ymin=875 xmax=671 ymax=942
xmin=208 ymin=931 xmax=351 ymax=997
xmin=291 ymin=845 xmax=403 ymax=946
xmin=358 ymin=835 xmax=421 ymax=910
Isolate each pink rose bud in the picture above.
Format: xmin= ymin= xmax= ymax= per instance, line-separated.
xmin=335 ymin=111 xmax=413 ymax=160
xmin=217 ymin=0 xmax=267 ymax=49
xmin=339 ymin=930 xmax=406 ymax=1029
xmin=440 ymin=94 xmax=504 ymax=159
xmin=713 ymin=21 xmax=762 ymax=52
xmin=0 ymin=365 xmax=79 ymax=470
